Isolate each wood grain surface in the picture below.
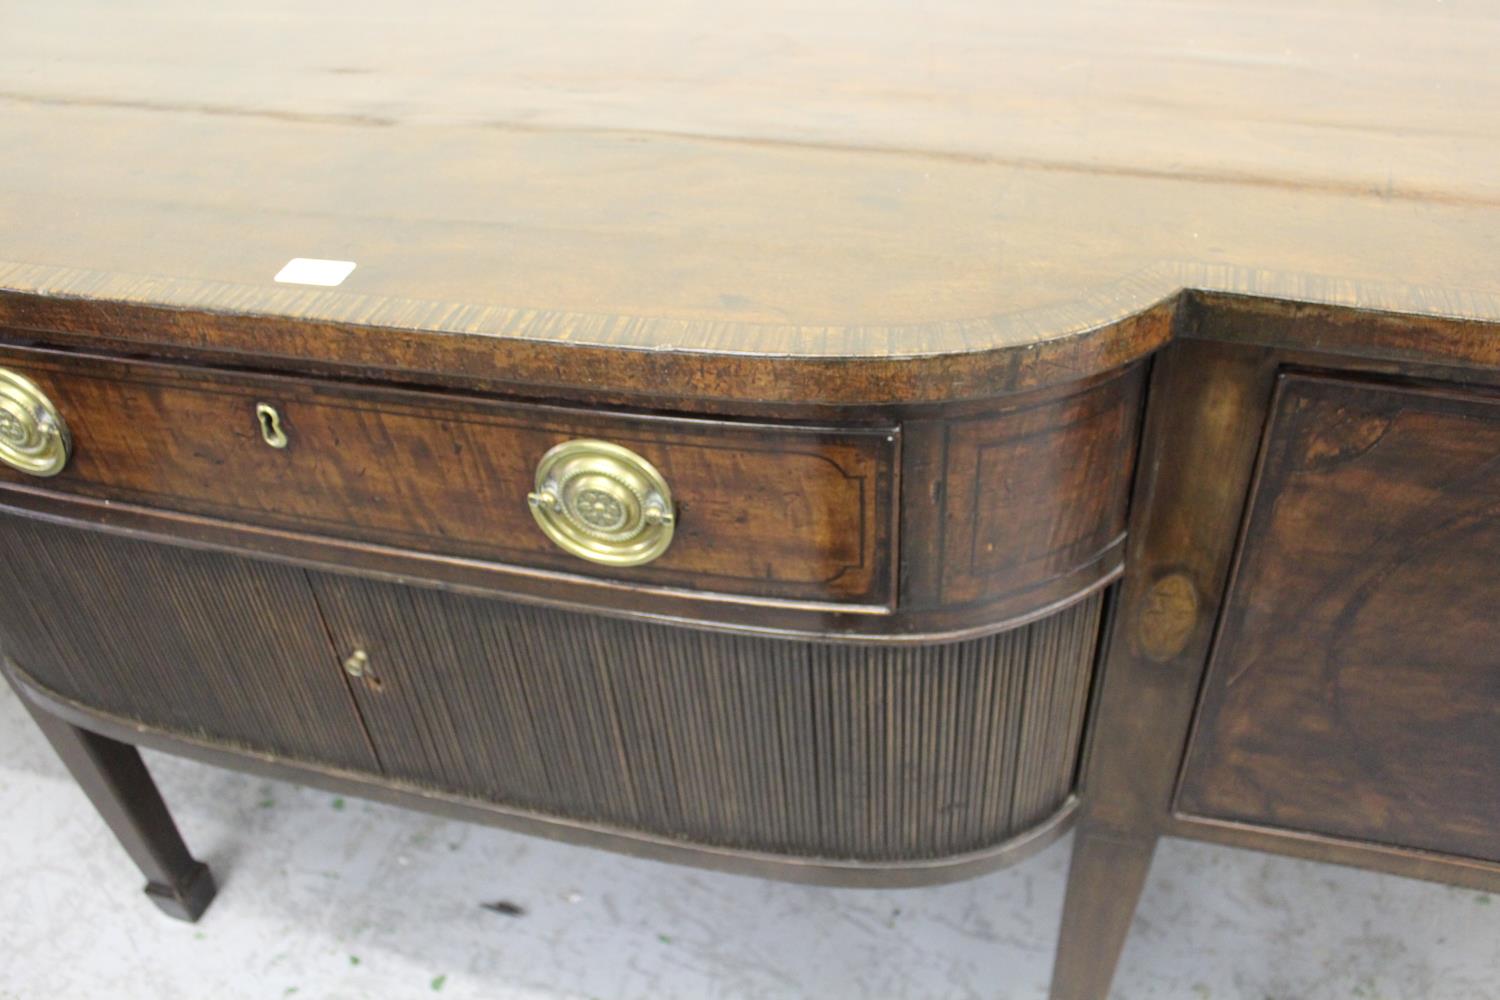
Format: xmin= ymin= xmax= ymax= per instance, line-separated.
xmin=931 ymin=367 xmax=1141 ymax=607
xmin=0 ymin=506 xmax=1108 ymax=864
xmin=0 ymin=513 xmax=381 ymax=773
xmin=3 ymin=2 xmax=1500 ymax=404
xmin=0 ymin=345 xmax=897 ymax=608
xmin=1049 ymin=340 xmax=1282 ymax=1000
xmin=309 ymin=573 xmax=1104 ymax=860
xmin=1177 ymin=373 xmax=1500 ymax=863
xmin=0 ymin=342 xmax=1146 ymax=638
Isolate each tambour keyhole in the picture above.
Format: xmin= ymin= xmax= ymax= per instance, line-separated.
xmin=342 ymin=648 xmax=382 ymax=691
xmin=256 ymin=403 xmax=288 ymax=449
xmin=342 ymin=649 xmax=369 ymax=677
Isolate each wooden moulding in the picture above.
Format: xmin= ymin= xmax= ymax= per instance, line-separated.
xmin=1167 ymin=815 xmax=1500 ymax=897
xmin=0 ymin=344 xmax=901 ymax=609
xmin=6 ymin=272 xmax=1500 ymax=412
xmin=0 ymin=509 xmax=1107 ymax=877
xmin=6 ymin=658 xmax=1082 ymax=889
xmin=0 ymin=343 xmax=1143 ymax=641
xmin=0 ymin=276 xmax=1179 ymax=410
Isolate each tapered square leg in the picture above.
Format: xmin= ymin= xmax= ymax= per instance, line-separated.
xmin=1048 ymin=826 xmax=1156 ymax=999
xmin=14 ymin=685 xmax=218 ymax=922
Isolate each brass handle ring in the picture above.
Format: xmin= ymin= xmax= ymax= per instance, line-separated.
xmin=0 ymin=368 xmax=71 ymax=477
xmin=527 ymin=439 xmax=675 ymax=566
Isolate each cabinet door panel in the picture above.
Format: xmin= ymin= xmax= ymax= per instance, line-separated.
xmin=308 ymin=570 xmax=1105 ymax=861
xmin=1178 ymin=374 xmax=1500 ymax=862
xmin=0 ymin=515 xmax=379 ymax=774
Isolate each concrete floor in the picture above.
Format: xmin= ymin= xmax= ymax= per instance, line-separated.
xmin=1 ymin=683 xmax=1495 ymax=1000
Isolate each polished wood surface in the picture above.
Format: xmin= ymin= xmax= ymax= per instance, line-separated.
xmin=1179 ymin=374 xmax=1500 ymax=862
xmin=0 ymin=342 xmax=1139 ymax=639
xmin=309 ymin=573 xmax=1103 ymax=860
xmin=925 ymin=369 xmax=1141 ymax=610
xmin=1051 ymin=342 xmax=1500 ymax=999
xmin=0 ymin=510 xmax=1106 ymax=869
xmin=3 ymin=2 xmax=1500 ymax=404
xmin=0 ymin=345 xmax=897 ymax=608
xmin=1050 ymin=340 xmax=1280 ymax=1000
xmin=0 ymin=512 xmax=380 ymax=773
xmin=2 ymin=4 xmax=1500 ymax=995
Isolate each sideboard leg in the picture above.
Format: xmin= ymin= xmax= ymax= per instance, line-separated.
xmin=1048 ymin=826 xmax=1156 ymax=1000
xmin=19 ymin=697 xmax=217 ymax=921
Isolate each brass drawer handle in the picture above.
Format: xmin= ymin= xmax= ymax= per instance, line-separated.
xmin=0 ymin=368 xmax=71 ymax=477
xmin=527 ymin=439 xmax=675 ymax=566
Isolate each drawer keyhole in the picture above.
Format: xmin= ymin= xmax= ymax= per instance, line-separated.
xmin=256 ymin=403 xmax=288 ymax=449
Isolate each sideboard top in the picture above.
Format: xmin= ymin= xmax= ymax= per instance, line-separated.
xmin=3 ymin=1 xmax=1499 ymax=402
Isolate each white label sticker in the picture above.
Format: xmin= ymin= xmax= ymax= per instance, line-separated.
xmin=274 ymin=258 xmax=357 ymax=287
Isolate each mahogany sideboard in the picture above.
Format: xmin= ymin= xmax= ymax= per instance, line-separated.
xmin=2 ymin=3 xmax=1498 ymax=996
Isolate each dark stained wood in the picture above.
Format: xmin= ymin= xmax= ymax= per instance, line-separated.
xmin=0 ymin=342 xmax=1139 ymax=640
xmin=8 ymin=658 xmax=1083 ymax=889
xmin=1053 ymin=346 xmax=1500 ymax=1000
xmin=1050 ymin=340 xmax=1281 ymax=1000
xmin=1178 ymin=374 xmax=1500 ymax=862
xmin=0 ymin=503 xmax=1109 ymax=872
xmin=1166 ymin=814 xmax=1500 ymax=897
xmin=1063 ymin=342 xmax=1280 ymax=836
xmin=1188 ymin=293 xmax=1500 ymax=381
xmin=927 ymin=366 xmax=1141 ymax=609
xmin=0 ymin=513 xmax=381 ymax=773
xmin=307 ymin=570 xmax=1105 ymax=861
xmin=3 ymin=4 xmax=1500 ymax=987
xmin=0 ymin=296 xmax=1175 ymax=411
xmin=1049 ymin=829 xmax=1156 ymax=1000
xmin=6 ymin=678 xmax=217 ymax=921
xmin=0 ymin=345 xmax=898 ymax=608
xmin=4 ymin=5 xmax=1500 ymax=405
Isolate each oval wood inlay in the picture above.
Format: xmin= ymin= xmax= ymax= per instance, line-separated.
xmin=1137 ymin=571 xmax=1198 ymax=662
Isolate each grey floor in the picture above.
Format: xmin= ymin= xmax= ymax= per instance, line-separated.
xmin=1 ymin=683 xmax=1495 ymax=1000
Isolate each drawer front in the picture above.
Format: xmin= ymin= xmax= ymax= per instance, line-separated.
xmin=0 ymin=348 xmax=896 ymax=607
xmin=1178 ymin=374 xmax=1500 ymax=862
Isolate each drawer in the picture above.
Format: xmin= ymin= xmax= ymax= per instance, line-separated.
xmin=0 ymin=347 xmax=897 ymax=607
xmin=1178 ymin=374 xmax=1500 ymax=862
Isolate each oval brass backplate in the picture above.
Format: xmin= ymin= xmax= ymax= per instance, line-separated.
xmin=0 ymin=368 xmax=71 ymax=477
xmin=527 ymin=439 xmax=676 ymax=567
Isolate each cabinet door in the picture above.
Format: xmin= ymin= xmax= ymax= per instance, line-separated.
xmin=0 ymin=515 xmax=379 ymax=774
xmin=308 ymin=570 xmax=1106 ymax=860
xmin=1178 ymin=374 xmax=1500 ymax=861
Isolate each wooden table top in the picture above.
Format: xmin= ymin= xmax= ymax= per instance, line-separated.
xmin=3 ymin=1 xmax=1498 ymax=402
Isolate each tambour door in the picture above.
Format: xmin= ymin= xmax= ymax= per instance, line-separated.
xmin=0 ymin=514 xmax=380 ymax=773
xmin=308 ymin=570 xmax=1107 ymax=862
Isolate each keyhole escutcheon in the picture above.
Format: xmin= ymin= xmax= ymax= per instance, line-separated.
xmin=256 ymin=403 xmax=288 ymax=449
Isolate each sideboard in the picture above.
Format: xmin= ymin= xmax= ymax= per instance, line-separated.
xmin=2 ymin=3 xmax=1498 ymax=997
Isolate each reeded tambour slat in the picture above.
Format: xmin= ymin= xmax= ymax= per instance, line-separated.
xmin=0 ymin=514 xmax=1105 ymax=863
xmin=308 ymin=576 xmax=1106 ymax=861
